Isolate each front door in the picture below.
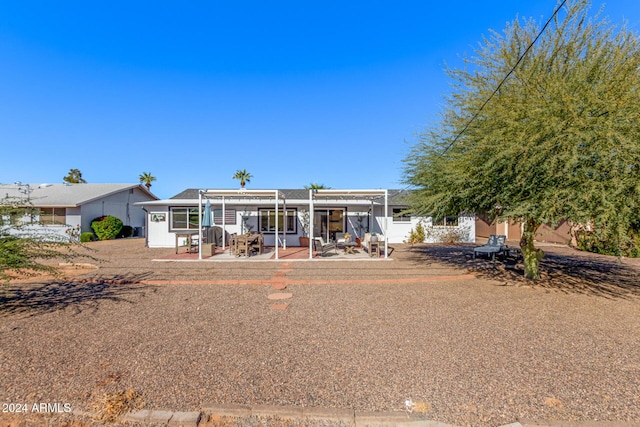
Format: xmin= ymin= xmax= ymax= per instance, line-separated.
xmin=313 ymin=209 xmax=345 ymax=242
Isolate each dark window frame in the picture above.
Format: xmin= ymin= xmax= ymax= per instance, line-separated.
xmin=170 ymin=207 xmax=201 ymax=231
xmin=258 ymin=208 xmax=297 ymax=234
xmin=392 ymin=207 xmax=411 ymax=223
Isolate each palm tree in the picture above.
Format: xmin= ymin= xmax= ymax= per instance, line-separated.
xmin=139 ymin=172 xmax=157 ymax=190
xmin=304 ymin=182 xmax=330 ymax=190
xmin=233 ymin=169 xmax=252 ymax=188
xmin=63 ymin=168 xmax=86 ymax=184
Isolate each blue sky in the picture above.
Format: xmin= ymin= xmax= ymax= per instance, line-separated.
xmin=2 ymin=1 xmax=639 ymax=199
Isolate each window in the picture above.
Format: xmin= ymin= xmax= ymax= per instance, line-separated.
xmin=171 ymin=207 xmax=200 ymax=230
xmin=39 ymin=208 xmax=66 ymax=225
xmin=258 ymin=208 xmax=296 ymax=233
xmin=392 ymin=208 xmax=411 ymax=222
xmin=213 ymin=209 xmax=236 ymax=225
xmin=434 ymin=216 xmax=459 ymax=227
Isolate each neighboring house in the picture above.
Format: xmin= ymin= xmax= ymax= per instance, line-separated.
xmin=136 ymin=188 xmax=475 ymax=248
xmin=475 ymin=215 xmax=572 ymax=244
xmin=1 ymin=183 xmax=158 ymax=239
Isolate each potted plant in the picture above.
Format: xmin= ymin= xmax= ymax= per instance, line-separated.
xmin=299 ymin=209 xmax=311 ymax=247
xmin=241 ymin=209 xmax=254 ymax=235
xmin=355 ymin=213 xmax=368 ymax=247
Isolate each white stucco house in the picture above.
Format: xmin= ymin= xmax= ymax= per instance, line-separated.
xmin=136 ymin=188 xmax=475 ymax=254
xmin=1 ymin=183 xmax=158 ymax=239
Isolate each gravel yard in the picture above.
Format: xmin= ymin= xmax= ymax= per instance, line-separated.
xmin=1 ymin=239 xmax=639 ymax=426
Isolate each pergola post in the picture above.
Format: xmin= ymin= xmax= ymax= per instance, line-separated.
xmin=275 ymin=191 xmax=279 ymax=260
xmin=222 ymin=196 xmax=226 ymax=250
xmin=198 ymin=190 xmax=203 ymax=260
xmin=283 ymin=196 xmax=287 ymax=250
xmin=308 ymin=189 xmax=314 ymax=259
xmin=384 ymin=189 xmax=388 ymax=258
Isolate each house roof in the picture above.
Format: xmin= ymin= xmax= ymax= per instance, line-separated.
xmin=0 ymin=183 xmax=158 ymax=207
xmin=164 ymin=188 xmax=412 ymax=206
xmin=172 ymin=188 xmax=410 ymax=201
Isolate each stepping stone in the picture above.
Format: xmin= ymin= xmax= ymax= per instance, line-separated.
xmin=268 ymin=292 xmax=293 ymax=300
xmin=272 ymin=283 xmax=287 ymax=290
xmin=270 ymin=303 xmax=289 ymax=310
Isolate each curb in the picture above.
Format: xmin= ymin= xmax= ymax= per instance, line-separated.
xmin=120 ymin=404 xmax=458 ymax=426
xmin=517 ymin=420 xmax=640 ymax=427
xmin=74 ymin=405 xmax=640 ymax=427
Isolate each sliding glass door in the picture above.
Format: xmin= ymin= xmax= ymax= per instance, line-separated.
xmin=313 ymin=209 xmax=345 ymax=242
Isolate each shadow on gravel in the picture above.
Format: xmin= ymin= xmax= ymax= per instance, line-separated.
xmin=405 ymin=243 xmax=640 ymax=299
xmin=0 ymin=273 xmax=157 ymax=317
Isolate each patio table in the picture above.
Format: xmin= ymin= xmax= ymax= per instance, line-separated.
xmin=233 ymin=234 xmax=261 ymax=257
xmin=340 ymin=241 xmax=357 ymax=254
xmin=175 ymin=232 xmax=199 ymax=254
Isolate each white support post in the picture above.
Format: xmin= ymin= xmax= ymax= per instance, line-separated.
xmin=275 ymin=191 xmax=279 ymax=259
xmin=198 ymin=191 xmax=203 ymax=260
xmin=384 ymin=189 xmax=388 ymax=258
xmin=222 ymin=197 xmax=226 ymax=251
xmin=283 ymin=196 xmax=287 ymax=250
xmin=309 ymin=189 xmax=314 ymax=259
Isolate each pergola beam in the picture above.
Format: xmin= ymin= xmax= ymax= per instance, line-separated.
xmin=198 ymin=189 xmax=286 ymax=260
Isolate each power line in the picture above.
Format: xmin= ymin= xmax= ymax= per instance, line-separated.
xmin=439 ymin=0 xmax=568 ymax=156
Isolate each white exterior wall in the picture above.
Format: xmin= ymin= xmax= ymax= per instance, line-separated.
xmin=419 ymin=215 xmax=476 ymax=243
xmin=142 ymin=200 xmax=476 ymax=248
xmin=146 ymin=205 xmax=173 ymax=247
xmin=146 ymin=205 xmax=247 ymax=248
xmin=386 ymin=216 xmax=415 ymax=243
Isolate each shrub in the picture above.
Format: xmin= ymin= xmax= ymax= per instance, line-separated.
xmin=433 ymin=227 xmax=467 ymax=244
xmin=80 ymin=232 xmax=95 ymax=242
xmin=576 ymin=230 xmax=640 ymax=258
xmin=91 ymin=216 xmax=123 ymax=241
xmin=406 ymin=222 xmax=426 ymax=244
xmin=116 ymin=226 xmax=134 ymax=239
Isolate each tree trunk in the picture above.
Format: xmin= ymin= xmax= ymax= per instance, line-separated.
xmin=520 ymin=218 xmax=544 ymax=280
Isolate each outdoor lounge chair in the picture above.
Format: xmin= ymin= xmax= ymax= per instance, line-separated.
xmin=473 ymin=234 xmax=507 ymax=261
xmin=314 ymin=237 xmax=337 ymax=257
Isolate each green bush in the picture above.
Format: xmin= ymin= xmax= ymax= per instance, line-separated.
xmin=116 ymin=226 xmax=134 ymax=239
xmin=576 ymin=230 xmax=640 ymax=258
xmin=91 ymin=216 xmax=123 ymax=241
xmin=406 ymin=222 xmax=426 ymax=244
xmin=80 ymin=232 xmax=95 ymax=242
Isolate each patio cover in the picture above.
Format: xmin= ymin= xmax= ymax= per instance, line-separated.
xmin=198 ymin=189 xmax=287 ymax=260
xmin=308 ymin=189 xmax=388 ymax=259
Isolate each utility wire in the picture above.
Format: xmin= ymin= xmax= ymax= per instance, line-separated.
xmin=440 ymin=0 xmax=568 ymax=156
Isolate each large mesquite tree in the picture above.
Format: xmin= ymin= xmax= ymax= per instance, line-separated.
xmin=403 ymin=0 xmax=640 ymax=279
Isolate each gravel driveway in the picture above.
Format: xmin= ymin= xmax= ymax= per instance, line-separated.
xmin=1 ymin=239 xmax=639 ymax=426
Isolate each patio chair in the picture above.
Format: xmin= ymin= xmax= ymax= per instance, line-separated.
xmin=229 ymin=233 xmax=238 ymax=255
xmin=235 ymin=235 xmax=250 ymax=257
xmin=314 ymin=237 xmax=337 ymax=257
xmin=473 ymin=234 xmax=507 ymax=261
xmin=187 ymin=234 xmax=201 ymax=254
xmin=249 ymin=233 xmax=263 ymax=255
